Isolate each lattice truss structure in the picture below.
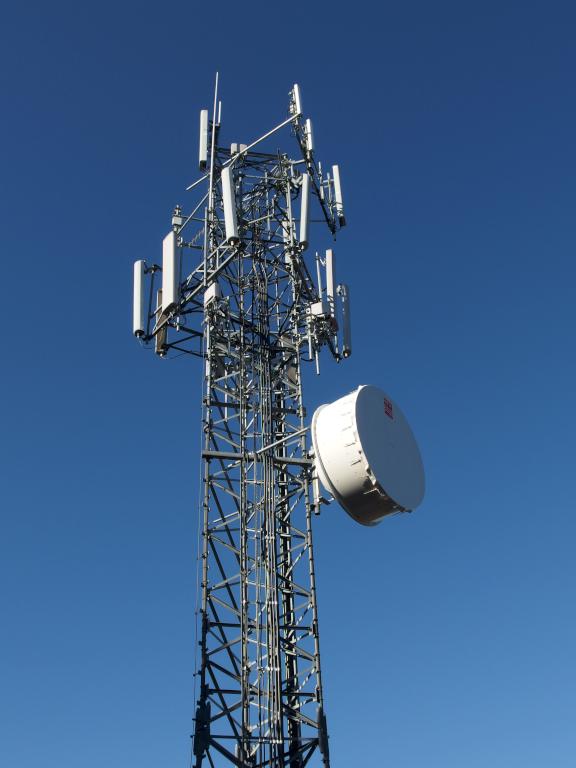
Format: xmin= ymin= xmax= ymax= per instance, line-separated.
xmin=133 ymin=81 xmax=349 ymax=768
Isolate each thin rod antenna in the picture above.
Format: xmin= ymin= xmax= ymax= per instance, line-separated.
xmin=186 ymin=174 xmax=208 ymax=193
xmin=207 ymin=72 xmax=219 ymax=222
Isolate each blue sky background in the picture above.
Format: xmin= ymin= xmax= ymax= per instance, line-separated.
xmin=1 ymin=2 xmax=575 ymax=766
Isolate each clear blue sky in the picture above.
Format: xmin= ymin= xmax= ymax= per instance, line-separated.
xmin=1 ymin=2 xmax=575 ymax=767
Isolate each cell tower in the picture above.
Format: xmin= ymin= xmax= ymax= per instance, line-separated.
xmin=133 ymin=77 xmax=425 ymax=768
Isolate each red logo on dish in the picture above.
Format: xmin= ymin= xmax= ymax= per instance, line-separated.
xmin=384 ymin=398 xmax=393 ymax=419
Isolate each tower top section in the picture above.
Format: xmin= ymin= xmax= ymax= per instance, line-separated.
xmin=133 ymin=78 xmax=352 ymax=374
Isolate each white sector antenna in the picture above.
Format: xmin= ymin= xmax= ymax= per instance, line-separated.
xmin=299 ymin=173 xmax=310 ymax=250
xmin=221 ymin=166 xmax=239 ymax=244
xmin=305 ymin=118 xmax=314 ymax=154
xmin=292 ymin=83 xmax=302 ymax=116
xmin=312 ymin=385 xmax=425 ymax=526
xmin=162 ymin=232 xmax=179 ymax=313
xmin=199 ymin=109 xmax=209 ymax=170
xmin=332 ymin=164 xmax=345 ymax=226
xmin=325 ymin=250 xmax=336 ymax=314
xmin=133 ymin=260 xmax=146 ymax=336
xmin=338 ymin=283 xmax=351 ymax=357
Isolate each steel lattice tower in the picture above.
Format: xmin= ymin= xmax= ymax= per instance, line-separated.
xmin=133 ymin=79 xmax=350 ymax=768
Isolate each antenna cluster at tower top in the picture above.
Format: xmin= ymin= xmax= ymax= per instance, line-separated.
xmin=133 ymin=80 xmax=352 ymax=372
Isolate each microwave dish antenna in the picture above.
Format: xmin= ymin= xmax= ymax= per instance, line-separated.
xmin=312 ymin=386 xmax=425 ymax=526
